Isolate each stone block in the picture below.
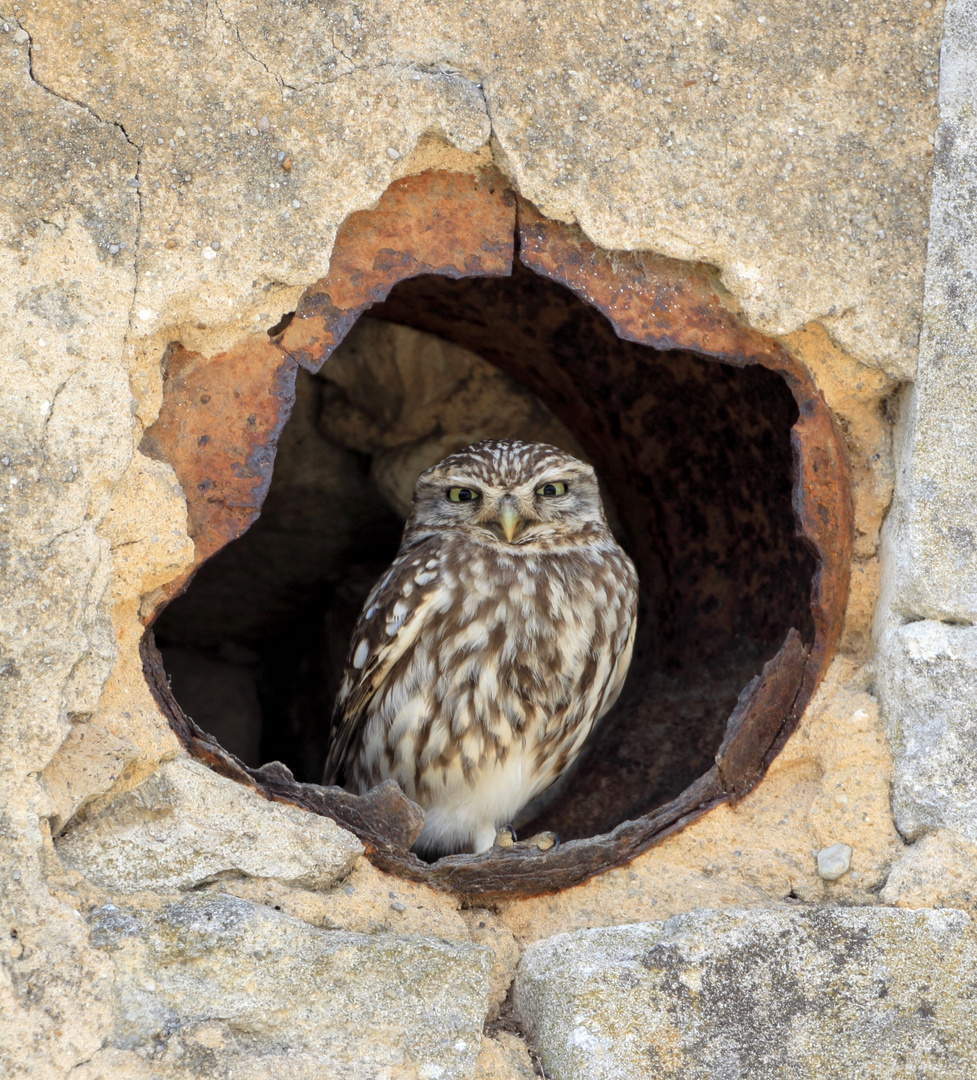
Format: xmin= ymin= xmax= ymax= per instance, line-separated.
xmin=878 ymin=0 xmax=977 ymax=623
xmin=57 ymin=757 xmax=362 ymax=891
xmin=881 ymin=830 xmax=977 ymax=911
xmin=515 ymin=908 xmax=977 ymax=1079
xmin=877 ymin=620 xmax=977 ymax=843
xmin=41 ymin=721 xmax=141 ymax=834
xmin=89 ymin=892 xmax=491 ymax=1079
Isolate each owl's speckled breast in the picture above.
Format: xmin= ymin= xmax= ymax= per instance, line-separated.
xmin=352 ymin=530 xmax=637 ymax=854
xmin=326 ymin=438 xmax=638 ymax=857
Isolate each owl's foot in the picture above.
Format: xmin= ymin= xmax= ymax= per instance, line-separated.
xmin=492 ymin=826 xmax=560 ymax=853
xmin=523 ymin=829 xmax=560 ymax=852
xmin=493 ymin=825 xmax=518 ymax=848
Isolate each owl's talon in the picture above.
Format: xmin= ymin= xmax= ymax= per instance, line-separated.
xmin=493 ymin=825 xmax=518 ymax=848
xmin=492 ymin=827 xmax=559 ymax=853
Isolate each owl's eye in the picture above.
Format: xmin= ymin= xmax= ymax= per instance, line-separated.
xmin=537 ymin=481 xmax=568 ymax=497
xmin=447 ymin=487 xmax=480 ymax=503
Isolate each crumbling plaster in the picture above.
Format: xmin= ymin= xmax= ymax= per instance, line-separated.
xmin=0 ymin=0 xmax=970 ymax=1076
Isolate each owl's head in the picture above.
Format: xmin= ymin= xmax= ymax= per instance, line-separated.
xmin=405 ymin=439 xmax=610 ymax=546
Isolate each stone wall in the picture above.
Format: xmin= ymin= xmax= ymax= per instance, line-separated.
xmin=2 ymin=0 xmax=974 ymax=1077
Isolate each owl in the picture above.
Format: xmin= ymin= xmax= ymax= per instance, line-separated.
xmin=322 ymin=439 xmax=638 ymax=857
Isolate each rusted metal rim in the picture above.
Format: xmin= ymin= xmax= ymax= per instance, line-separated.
xmin=140 ymin=168 xmax=853 ymax=902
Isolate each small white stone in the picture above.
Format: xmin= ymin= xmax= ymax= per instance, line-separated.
xmin=386 ymin=146 xmax=400 ymax=159
xmin=202 ymin=247 xmax=217 ymax=260
xmin=175 ymin=126 xmax=186 ymax=138
xmin=137 ymin=307 xmax=156 ymax=322
xmin=817 ymin=842 xmax=853 ymax=881
xmin=14 ymin=27 xmax=29 ymax=43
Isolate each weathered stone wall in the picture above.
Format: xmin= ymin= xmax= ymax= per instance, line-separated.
xmin=2 ymin=0 xmax=974 ymax=1076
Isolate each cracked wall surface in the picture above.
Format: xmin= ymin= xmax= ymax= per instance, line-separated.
xmin=2 ymin=0 xmax=975 ymax=1077
xmin=14 ymin=0 xmax=942 ymax=386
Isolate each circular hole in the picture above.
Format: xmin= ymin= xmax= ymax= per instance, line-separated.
xmin=141 ymin=172 xmax=850 ymax=898
xmin=153 ymin=266 xmax=814 ymax=840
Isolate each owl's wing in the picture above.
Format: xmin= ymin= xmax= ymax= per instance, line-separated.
xmin=322 ymin=535 xmax=445 ymax=787
xmin=597 ymin=605 xmax=638 ymax=720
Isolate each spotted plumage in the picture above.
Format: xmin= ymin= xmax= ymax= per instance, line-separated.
xmin=323 ymin=439 xmax=638 ymax=857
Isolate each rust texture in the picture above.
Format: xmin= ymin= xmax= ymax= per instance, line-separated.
xmin=143 ymin=168 xmax=854 ymax=900
xmin=277 ymin=169 xmax=515 ymax=372
xmin=514 ymin=200 xmax=853 ymax=768
xmin=141 ymin=170 xmax=514 ymax=610
xmin=141 ymin=340 xmax=298 ymax=607
xmin=715 ymin=629 xmax=808 ymax=799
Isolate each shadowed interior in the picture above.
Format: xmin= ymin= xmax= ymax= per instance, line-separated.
xmin=155 ymin=261 xmax=815 ymax=843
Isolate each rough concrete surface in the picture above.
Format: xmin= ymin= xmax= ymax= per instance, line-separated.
xmin=0 ymin=0 xmax=968 ymax=1075
xmin=873 ymin=0 xmax=977 ymax=874
xmin=878 ymin=0 xmax=977 ymax=626
xmin=88 ymin=891 xmax=491 ymax=1079
xmin=56 ymin=756 xmax=364 ymax=892
xmin=13 ymin=0 xmax=943 ymax=386
xmin=515 ymin=907 xmax=977 ymax=1080
xmin=878 ymin=620 xmax=977 ymax=843
xmin=881 ymin=829 xmax=977 ymax=911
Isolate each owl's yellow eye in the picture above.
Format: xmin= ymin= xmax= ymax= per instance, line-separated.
xmin=537 ymin=481 xmax=568 ymax=497
xmin=447 ymin=487 xmax=480 ymax=503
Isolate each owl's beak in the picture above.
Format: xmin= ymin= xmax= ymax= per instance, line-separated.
xmin=497 ymin=502 xmax=525 ymax=542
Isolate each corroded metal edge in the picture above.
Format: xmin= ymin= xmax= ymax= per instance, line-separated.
xmin=140 ymin=632 xmax=426 ymax=854
xmin=141 ymin=170 xmax=853 ymax=900
xmin=516 ymin=200 xmax=854 ymax=792
xmin=276 ymin=168 xmax=515 ymax=373
xmin=140 ymin=340 xmax=298 ymax=611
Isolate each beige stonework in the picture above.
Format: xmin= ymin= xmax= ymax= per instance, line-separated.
xmin=2 ymin=0 xmax=970 ymax=1076
xmin=498 ymin=659 xmax=904 ymax=944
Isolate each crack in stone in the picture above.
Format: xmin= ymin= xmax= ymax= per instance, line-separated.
xmin=207 ymin=1 xmax=493 ymax=139
xmin=211 ymin=0 xmax=302 ymax=96
xmin=39 ymin=377 xmax=69 ymax=441
xmin=44 ymin=523 xmax=89 ymax=551
xmin=329 ymin=33 xmax=359 ymax=77
xmin=15 ymin=16 xmax=144 ymax=346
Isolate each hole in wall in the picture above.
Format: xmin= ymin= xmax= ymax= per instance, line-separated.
xmin=140 ymin=169 xmax=853 ymax=899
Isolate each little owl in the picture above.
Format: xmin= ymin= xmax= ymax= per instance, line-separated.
xmin=322 ymin=439 xmax=638 ymax=857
